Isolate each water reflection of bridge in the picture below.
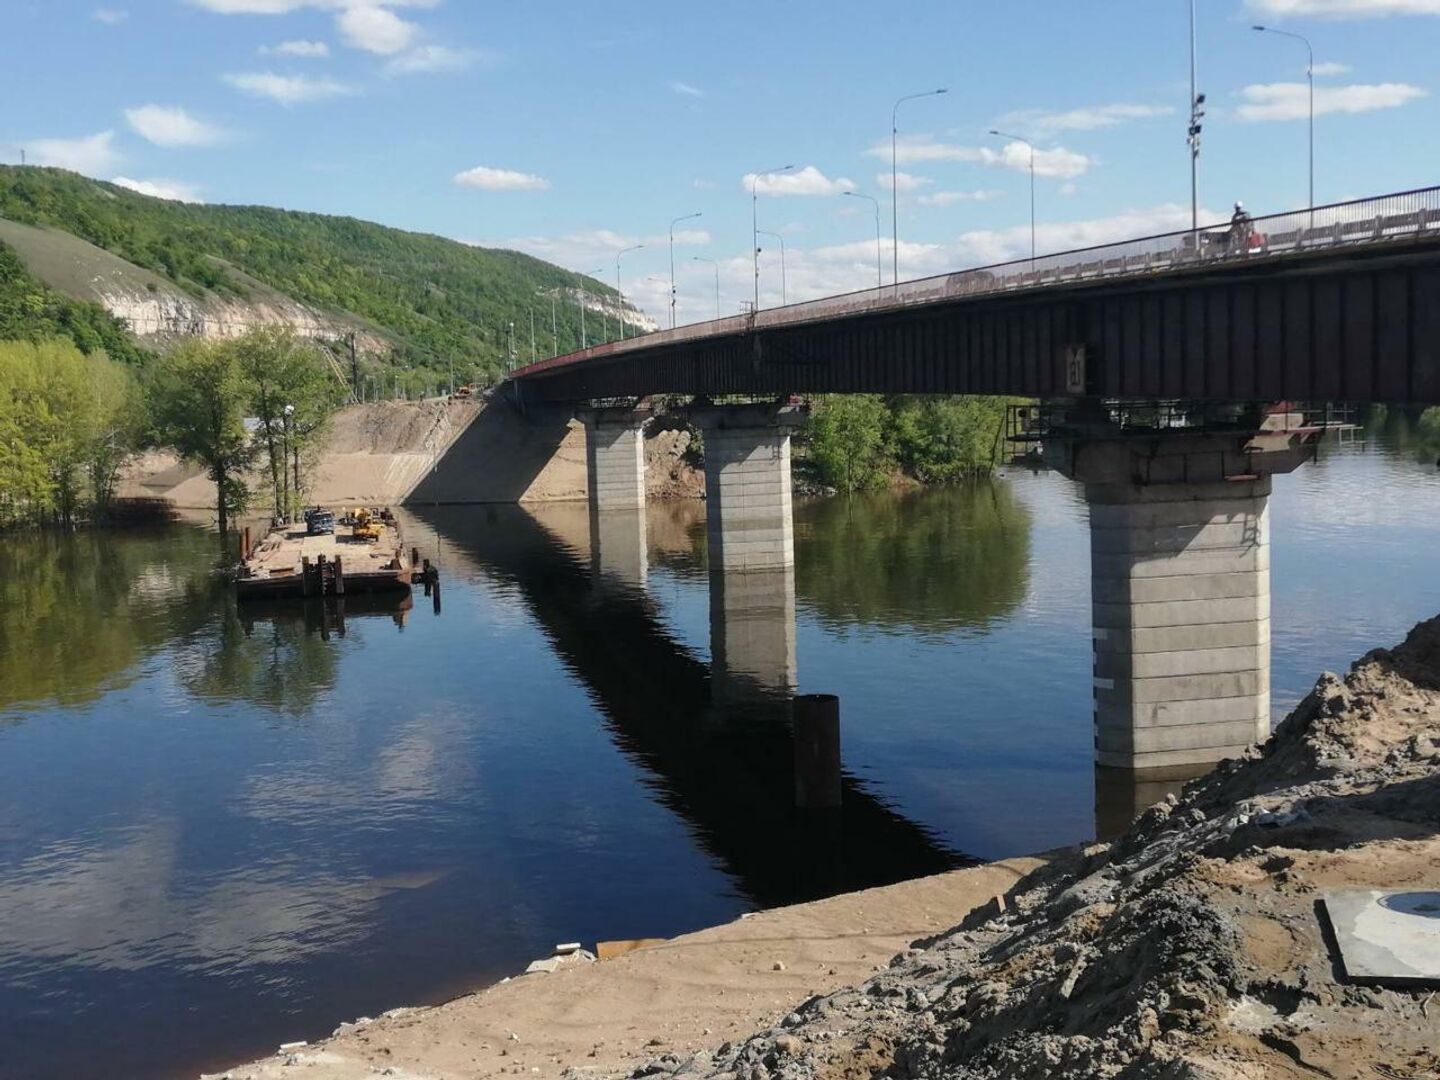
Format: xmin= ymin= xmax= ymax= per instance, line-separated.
xmin=415 ymin=503 xmax=968 ymax=907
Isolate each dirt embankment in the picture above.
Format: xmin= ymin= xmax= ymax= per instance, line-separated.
xmin=122 ymin=399 xmax=705 ymax=510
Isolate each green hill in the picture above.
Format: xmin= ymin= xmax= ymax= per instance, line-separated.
xmin=0 ymin=166 xmax=638 ymax=389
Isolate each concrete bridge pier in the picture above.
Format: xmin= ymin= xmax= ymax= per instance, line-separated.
xmin=690 ymin=403 xmax=805 ymax=574
xmin=1046 ymin=426 xmax=1314 ymax=775
xmin=579 ymin=407 xmax=647 ymax=512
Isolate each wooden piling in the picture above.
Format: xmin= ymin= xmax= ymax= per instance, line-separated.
xmin=793 ymin=694 xmax=842 ymax=810
xmin=316 ymin=553 xmax=328 ymax=596
xmin=412 ymin=546 xmax=420 ymax=569
xmin=333 ymin=555 xmax=345 ymax=596
xmin=422 ymin=558 xmax=432 ymax=597
xmin=431 ymin=573 xmax=442 ymax=615
xmin=300 ymin=555 xmax=312 ymax=597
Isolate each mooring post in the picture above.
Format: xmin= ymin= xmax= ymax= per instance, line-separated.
xmin=301 ymin=555 xmax=312 ymax=597
xmin=793 ymin=694 xmax=842 ymax=810
xmin=422 ymin=558 xmax=432 ymax=597
xmin=412 ymin=546 xmax=420 ymax=568
xmin=333 ymin=555 xmax=345 ymax=596
xmin=432 ymin=573 xmax=442 ymax=615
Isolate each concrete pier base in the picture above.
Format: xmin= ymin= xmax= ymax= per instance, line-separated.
xmin=580 ymin=409 xmax=647 ymax=512
xmin=692 ymin=404 xmax=804 ymax=573
xmin=1048 ymin=426 xmax=1314 ymax=773
xmin=1089 ymin=477 xmax=1272 ymax=770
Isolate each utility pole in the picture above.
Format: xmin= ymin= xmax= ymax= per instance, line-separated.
xmin=1189 ymin=0 xmax=1206 ymax=244
xmin=347 ymin=332 xmax=358 ymax=402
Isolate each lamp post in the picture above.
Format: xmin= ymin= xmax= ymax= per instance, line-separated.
xmin=1252 ymin=24 xmax=1314 ymax=212
xmin=988 ymin=129 xmax=1036 ymax=263
xmin=692 ymin=256 xmax=721 ymax=319
xmin=668 ymin=212 xmax=702 ymax=329
xmin=589 ymin=266 xmax=607 ymax=342
xmin=577 ymin=282 xmax=588 ymax=349
xmin=892 ymin=88 xmax=947 ymax=287
xmin=281 ymin=403 xmax=294 ymax=521
xmin=756 ymin=229 xmax=787 ymax=305
xmin=750 ymin=164 xmax=793 ymax=310
xmin=615 ymin=244 xmax=643 ymax=340
xmin=843 ymin=191 xmax=883 ymax=289
xmin=1188 ymin=0 xmax=1205 ymax=242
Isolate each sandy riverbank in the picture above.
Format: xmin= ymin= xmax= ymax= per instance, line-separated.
xmin=204 ymin=857 xmax=1047 ymax=1080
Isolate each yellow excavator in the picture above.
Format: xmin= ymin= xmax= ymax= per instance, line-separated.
xmin=351 ymin=506 xmax=381 ymax=543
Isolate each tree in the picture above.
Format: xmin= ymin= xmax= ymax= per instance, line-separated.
xmin=235 ymin=326 xmax=341 ymax=520
xmin=0 ymin=339 xmax=140 ymax=527
xmin=806 ymin=395 xmax=892 ymax=493
xmin=147 ymin=338 xmax=255 ymax=543
xmin=891 ymin=396 xmax=1010 ymax=483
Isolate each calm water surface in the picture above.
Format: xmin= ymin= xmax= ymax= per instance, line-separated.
xmin=1 ymin=427 xmax=1438 ymax=1079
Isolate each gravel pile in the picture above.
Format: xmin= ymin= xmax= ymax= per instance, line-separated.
xmin=628 ymin=617 xmax=1440 ymax=1080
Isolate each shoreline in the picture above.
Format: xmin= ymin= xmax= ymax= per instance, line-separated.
xmin=204 ymin=854 xmax=1051 ymax=1080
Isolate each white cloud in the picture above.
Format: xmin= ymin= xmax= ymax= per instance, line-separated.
xmin=27 ymin=131 xmax=121 ymax=174
xmin=871 ymin=135 xmax=1092 ymax=179
xmin=691 ymin=178 xmax=716 ymax=189
xmin=92 ymin=8 xmax=128 ymax=23
xmin=223 ymin=71 xmax=357 ymax=105
xmin=886 ymin=171 xmax=933 ymax=193
xmin=1236 ymin=80 xmax=1426 ymax=119
xmin=260 ymin=39 xmax=330 ymax=57
xmin=917 ymin=189 xmax=1001 ymax=206
xmin=669 ymin=80 xmax=703 ymax=98
xmin=997 ymin=103 xmax=1173 ymax=135
xmin=337 ymin=4 xmax=419 ymax=55
xmin=743 ymin=165 xmax=855 ymax=196
xmin=124 ymin=104 xmax=229 ymax=147
xmin=1246 ymin=0 xmax=1440 ymax=15
xmin=385 ymin=44 xmax=477 ymax=74
xmin=453 ymin=165 xmax=550 ymax=191
xmin=112 ymin=176 xmax=205 ymax=202
xmin=1311 ymin=61 xmax=1353 ymax=75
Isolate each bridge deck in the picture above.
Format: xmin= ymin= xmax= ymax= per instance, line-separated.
xmin=509 ymin=188 xmax=1440 ymax=407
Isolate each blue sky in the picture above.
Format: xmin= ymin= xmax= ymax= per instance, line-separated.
xmin=3 ymin=0 xmax=1438 ymax=323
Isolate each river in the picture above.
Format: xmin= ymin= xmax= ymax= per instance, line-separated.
xmin=1 ymin=419 xmax=1438 ymax=1079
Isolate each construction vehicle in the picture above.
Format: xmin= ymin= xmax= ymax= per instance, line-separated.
xmin=351 ymin=506 xmax=382 ymax=543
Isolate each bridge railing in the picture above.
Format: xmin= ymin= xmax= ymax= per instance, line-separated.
xmin=511 ymin=186 xmax=1440 ymax=379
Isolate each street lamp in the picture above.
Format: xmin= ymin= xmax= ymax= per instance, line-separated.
xmin=692 ymin=256 xmax=721 ymax=319
xmin=668 ymin=212 xmax=702 ymax=330
xmin=756 ymin=229 xmax=787 ymax=305
xmin=589 ymin=266 xmax=607 ymax=342
xmin=843 ymin=191 xmax=883 ymax=290
xmin=750 ymin=164 xmax=793 ymax=310
xmin=989 ymin=129 xmax=1037 ymax=263
xmin=281 ymin=403 xmax=294 ymax=521
xmin=1189 ymin=0 xmax=1205 ymax=240
xmin=892 ymin=88 xmax=947 ymax=287
xmin=1253 ymin=24 xmax=1315 ymax=212
xmin=615 ymin=245 xmax=643 ymax=340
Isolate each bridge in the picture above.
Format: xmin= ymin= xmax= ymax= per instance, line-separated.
xmin=485 ymin=187 xmax=1440 ymax=805
xmin=510 ymin=188 xmax=1440 ymax=405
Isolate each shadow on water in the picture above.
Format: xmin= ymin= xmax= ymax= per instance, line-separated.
xmin=414 ymin=503 xmax=970 ymax=907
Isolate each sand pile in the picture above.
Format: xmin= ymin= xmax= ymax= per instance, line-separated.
xmin=635 ymin=618 xmax=1440 ymax=1080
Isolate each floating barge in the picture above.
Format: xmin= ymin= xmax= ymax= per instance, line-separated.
xmin=237 ymin=509 xmax=416 ymax=601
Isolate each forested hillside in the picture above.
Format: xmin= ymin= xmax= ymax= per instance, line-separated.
xmin=0 ymin=166 xmax=629 ymax=387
